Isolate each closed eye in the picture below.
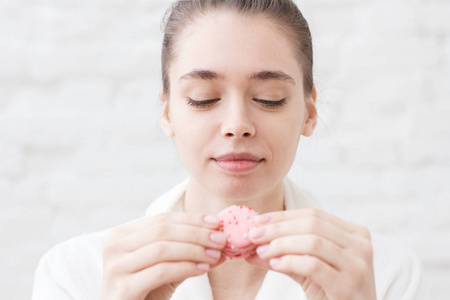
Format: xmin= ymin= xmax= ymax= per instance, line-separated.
xmin=186 ymin=98 xmax=220 ymax=109
xmin=186 ymin=98 xmax=286 ymax=109
xmin=254 ymin=98 xmax=287 ymax=108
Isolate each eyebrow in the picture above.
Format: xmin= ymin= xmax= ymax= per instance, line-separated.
xmin=249 ymin=70 xmax=296 ymax=85
xmin=178 ymin=69 xmax=296 ymax=85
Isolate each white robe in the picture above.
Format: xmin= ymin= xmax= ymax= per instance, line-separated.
xmin=32 ymin=178 xmax=428 ymax=299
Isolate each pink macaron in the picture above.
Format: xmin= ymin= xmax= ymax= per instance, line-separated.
xmin=217 ymin=205 xmax=259 ymax=258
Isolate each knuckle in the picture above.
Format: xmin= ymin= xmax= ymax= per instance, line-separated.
xmin=356 ymin=225 xmax=371 ymax=240
xmin=102 ymin=242 xmax=119 ymax=258
xmin=281 ymin=210 xmax=293 ymax=221
xmin=361 ymin=240 xmax=374 ymax=260
xmin=271 ymin=222 xmax=282 ymax=235
xmin=350 ymin=258 xmax=368 ymax=277
xmin=153 ymin=212 xmax=171 ymax=223
xmin=108 ymin=227 xmax=125 ymax=240
xmin=189 ymin=229 xmax=205 ymax=247
xmin=189 ymin=213 xmax=204 ymax=225
xmin=306 ymin=217 xmax=321 ymax=233
xmin=305 ymin=257 xmax=322 ymax=274
xmin=152 ymin=241 xmax=166 ymax=259
xmin=181 ymin=261 xmax=197 ymax=275
xmin=104 ymin=260 xmax=122 ymax=277
xmin=154 ymin=222 xmax=170 ymax=239
xmin=151 ymin=263 xmax=165 ymax=280
xmin=309 ymin=237 xmax=323 ymax=253
xmin=281 ymin=255 xmax=293 ymax=268
xmin=145 ymin=264 xmax=168 ymax=288
xmin=103 ymin=237 xmax=126 ymax=259
xmin=195 ymin=245 xmax=208 ymax=260
xmin=149 ymin=262 xmax=194 ymax=285
xmin=270 ymin=238 xmax=283 ymax=251
xmin=308 ymin=208 xmax=322 ymax=218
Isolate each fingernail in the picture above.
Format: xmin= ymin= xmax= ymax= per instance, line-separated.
xmin=269 ymin=258 xmax=280 ymax=267
xmin=249 ymin=227 xmax=265 ymax=239
xmin=205 ymin=248 xmax=221 ymax=259
xmin=254 ymin=214 xmax=271 ymax=224
xmin=210 ymin=232 xmax=227 ymax=244
xmin=196 ymin=263 xmax=210 ymax=271
xmin=256 ymin=244 xmax=269 ymax=256
xmin=203 ymin=215 xmax=220 ymax=225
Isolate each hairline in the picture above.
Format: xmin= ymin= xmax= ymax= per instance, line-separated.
xmin=165 ymin=10 xmax=307 ymax=96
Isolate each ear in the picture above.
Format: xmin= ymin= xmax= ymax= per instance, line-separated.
xmin=301 ymin=86 xmax=318 ymax=137
xmin=160 ymin=90 xmax=175 ymax=137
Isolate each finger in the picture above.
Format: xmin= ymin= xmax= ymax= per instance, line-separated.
xmin=269 ymin=254 xmax=339 ymax=289
xmin=111 ymin=212 xmax=222 ymax=237
xmin=249 ymin=217 xmax=352 ymax=248
xmin=245 ymin=254 xmax=272 ymax=270
xmin=120 ymin=223 xmax=227 ymax=252
xmin=121 ymin=241 xmax=222 ymax=273
xmin=256 ymin=209 xmax=371 ymax=240
xmin=210 ymin=255 xmax=227 ymax=269
xmin=255 ymin=235 xmax=350 ymax=270
xmin=129 ymin=261 xmax=210 ymax=295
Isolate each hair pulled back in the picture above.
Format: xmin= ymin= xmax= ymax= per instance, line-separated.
xmin=161 ymin=0 xmax=314 ymax=108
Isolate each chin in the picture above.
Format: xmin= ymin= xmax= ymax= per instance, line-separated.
xmin=211 ymin=176 xmax=268 ymax=201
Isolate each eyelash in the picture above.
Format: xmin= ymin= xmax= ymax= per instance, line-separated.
xmin=256 ymin=98 xmax=287 ymax=108
xmin=186 ymin=98 xmax=287 ymax=109
xmin=187 ymin=98 xmax=220 ymax=108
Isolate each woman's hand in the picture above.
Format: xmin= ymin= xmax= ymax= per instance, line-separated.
xmin=246 ymin=209 xmax=376 ymax=300
xmin=100 ymin=212 xmax=227 ymax=300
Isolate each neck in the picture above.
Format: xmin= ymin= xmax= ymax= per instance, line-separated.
xmin=208 ymin=259 xmax=267 ymax=300
xmin=183 ymin=177 xmax=285 ymax=215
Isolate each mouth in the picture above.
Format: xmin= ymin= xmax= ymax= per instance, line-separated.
xmin=213 ymin=152 xmax=263 ymax=173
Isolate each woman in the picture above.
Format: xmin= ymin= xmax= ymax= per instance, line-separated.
xmin=32 ymin=1 xmax=426 ymax=299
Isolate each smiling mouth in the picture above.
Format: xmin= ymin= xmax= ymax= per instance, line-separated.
xmin=213 ymin=153 xmax=263 ymax=173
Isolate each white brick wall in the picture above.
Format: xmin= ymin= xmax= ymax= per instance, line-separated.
xmin=0 ymin=0 xmax=449 ymax=299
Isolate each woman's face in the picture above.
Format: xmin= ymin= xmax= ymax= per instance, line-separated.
xmin=161 ymin=11 xmax=317 ymax=200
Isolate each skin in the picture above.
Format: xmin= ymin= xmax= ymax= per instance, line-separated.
xmin=100 ymin=10 xmax=376 ymax=300
xmin=163 ymin=15 xmax=314 ymax=211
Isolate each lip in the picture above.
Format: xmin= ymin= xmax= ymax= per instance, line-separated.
xmin=213 ymin=152 xmax=263 ymax=173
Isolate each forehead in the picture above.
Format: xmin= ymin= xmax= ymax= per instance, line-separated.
xmin=170 ymin=11 xmax=302 ymax=84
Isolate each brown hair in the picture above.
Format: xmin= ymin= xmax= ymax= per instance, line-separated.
xmin=161 ymin=0 xmax=315 ymax=114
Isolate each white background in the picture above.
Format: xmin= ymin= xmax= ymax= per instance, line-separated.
xmin=0 ymin=0 xmax=449 ymax=299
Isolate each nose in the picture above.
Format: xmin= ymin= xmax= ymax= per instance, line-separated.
xmin=221 ymin=100 xmax=256 ymax=138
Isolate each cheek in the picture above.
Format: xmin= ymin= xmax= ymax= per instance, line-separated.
xmin=276 ymin=125 xmax=301 ymax=154
xmin=268 ymin=110 xmax=303 ymax=158
xmin=170 ymin=109 xmax=216 ymax=155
